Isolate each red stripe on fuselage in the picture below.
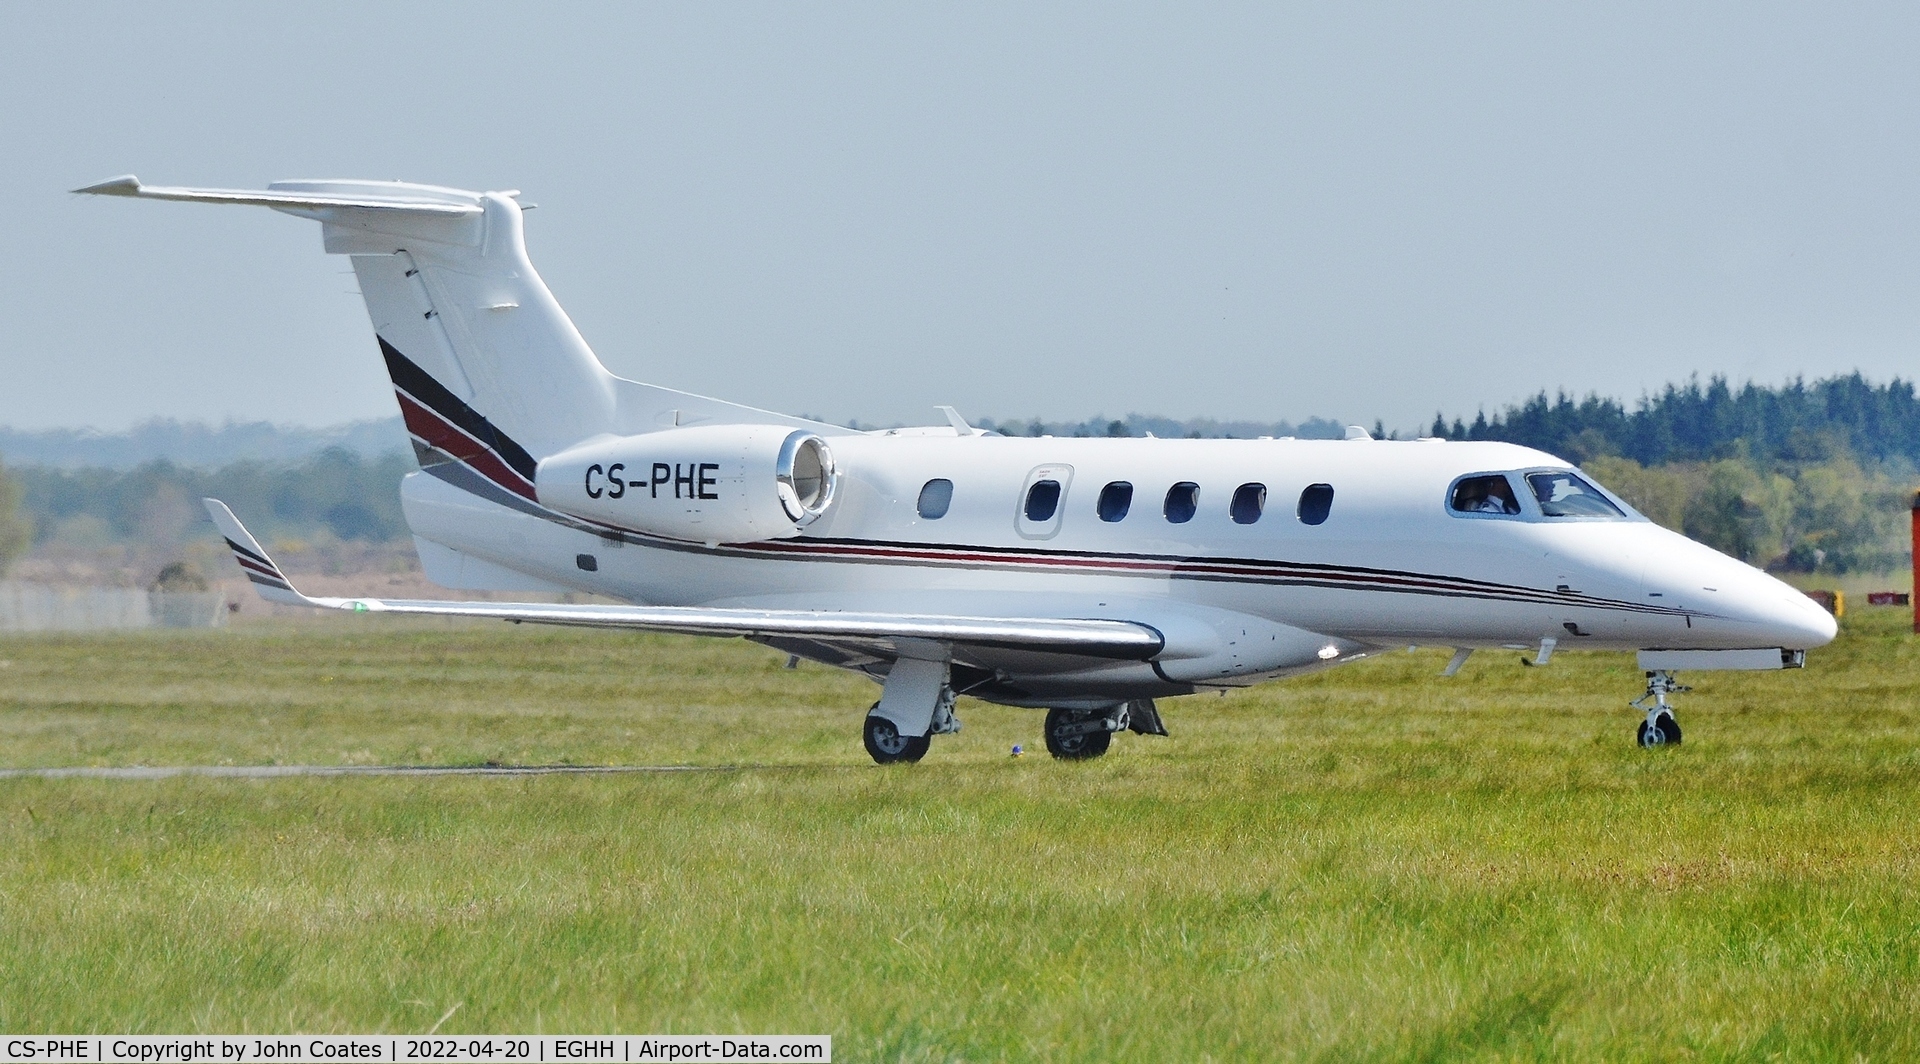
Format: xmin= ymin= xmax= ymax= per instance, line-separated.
xmin=726 ymin=538 xmax=1663 ymax=612
xmin=396 ymin=391 xmax=537 ymax=501
xmin=737 ymin=539 xmax=1515 ymax=594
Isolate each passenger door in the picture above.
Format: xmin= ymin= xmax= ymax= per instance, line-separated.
xmin=1016 ymin=464 xmax=1073 ymax=540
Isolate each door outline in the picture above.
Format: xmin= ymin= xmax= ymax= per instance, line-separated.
xmin=1015 ymin=464 xmax=1073 ymax=540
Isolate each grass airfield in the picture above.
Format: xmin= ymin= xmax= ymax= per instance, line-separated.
xmin=3 ymin=611 xmax=1920 ymax=1059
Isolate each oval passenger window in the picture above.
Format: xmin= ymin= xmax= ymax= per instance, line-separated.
xmin=1098 ymin=481 xmax=1133 ymax=522
xmin=1297 ymin=483 xmax=1334 ymax=525
xmin=1024 ymin=480 xmax=1062 ymax=522
xmin=1231 ymin=483 xmax=1266 ymax=524
xmin=916 ymin=478 xmax=953 ymax=520
xmin=1164 ymin=482 xmax=1199 ymax=524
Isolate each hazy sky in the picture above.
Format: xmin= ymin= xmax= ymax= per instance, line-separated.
xmin=4 ymin=3 xmax=1917 ymax=433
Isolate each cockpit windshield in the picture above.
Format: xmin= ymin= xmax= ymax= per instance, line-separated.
xmin=1526 ymin=471 xmax=1626 ymax=518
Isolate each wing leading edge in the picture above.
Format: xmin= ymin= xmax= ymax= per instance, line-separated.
xmin=203 ymin=499 xmax=1164 ymax=660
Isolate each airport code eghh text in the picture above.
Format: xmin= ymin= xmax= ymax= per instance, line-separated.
xmin=1 ymin=1039 xmax=828 ymax=1064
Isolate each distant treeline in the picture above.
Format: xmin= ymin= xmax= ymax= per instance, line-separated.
xmin=15 ymin=448 xmax=412 ymax=551
xmin=4 ymin=373 xmax=1920 ymax=577
xmin=1432 ymin=373 xmax=1920 ymax=465
xmin=0 ymin=417 xmax=408 ymax=471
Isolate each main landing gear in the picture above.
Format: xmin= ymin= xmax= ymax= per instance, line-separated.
xmin=1043 ymin=700 xmax=1168 ymax=760
xmin=863 ymin=688 xmax=960 ymax=765
xmin=859 ymin=651 xmax=1173 ymax=764
xmin=862 ymin=650 xmax=962 ymax=765
xmin=862 ymin=711 xmax=930 ymax=764
xmin=1630 ymin=670 xmax=1688 ymax=747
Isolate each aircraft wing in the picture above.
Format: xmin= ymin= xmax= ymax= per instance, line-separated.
xmin=204 ymin=499 xmax=1163 ymax=660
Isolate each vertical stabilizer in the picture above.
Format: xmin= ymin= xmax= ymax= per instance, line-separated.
xmin=76 ymin=176 xmax=619 ymax=477
xmin=315 ymin=186 xmax=619 ymax=464
xmin=77 ymin=174 xmax=853 ymax=518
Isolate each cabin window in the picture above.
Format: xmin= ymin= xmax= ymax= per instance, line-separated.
xmin=1025 ymin=480 xmax=1063 ymax=522
xmin=1527 ymin=471 xmax=1626 ymax=518
xmin=916 ymin=478 xmax=953 ymax=519
xmin=1449 ymin=474 xmax=1521 ymax=516
xmin=1231 ymin=483 xmax=1267 ymax=524
xmin=1297 ymin=483 xmax=1334 ymax=525
xmin=1098 ymin=481 xmax=1133 ymax=522
xmin=1164 ymin=482 xmax=1199 ymax=523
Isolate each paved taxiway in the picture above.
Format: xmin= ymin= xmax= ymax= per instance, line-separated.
xmin=0 ymin=764 xmax=742 ymax=779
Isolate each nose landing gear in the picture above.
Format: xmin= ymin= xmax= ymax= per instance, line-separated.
xmin=1630 ymin=670 xmax=1689 ymax=747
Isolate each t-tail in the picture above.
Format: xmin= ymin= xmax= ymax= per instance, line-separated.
xmin=73 ymin=175 xmax=835 ymax=516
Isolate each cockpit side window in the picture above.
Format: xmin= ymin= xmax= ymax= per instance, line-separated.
xmin=1449 ymin=474 xmax=1522 ymax=516
xmin=1527 ymin=471 xmax=1626 ymax=518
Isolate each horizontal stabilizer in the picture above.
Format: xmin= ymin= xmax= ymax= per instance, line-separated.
xmin=204 ymin=499 xmax=1164 ymax=659
xmin=73 ymin=175 xmax=482 ymax=216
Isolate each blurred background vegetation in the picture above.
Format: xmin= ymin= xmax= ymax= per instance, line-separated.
xmin=4 ymin=449 xmax=411 ymax=561
xmin=0 ymin=371 xmax=1916 ymax=580
xmin=1432 ymin=372 xmax=1920 ymax=574
xmin=0 ymin=457 xmax=31 ymax=576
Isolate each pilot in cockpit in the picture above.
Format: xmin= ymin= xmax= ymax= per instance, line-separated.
xmin=1451 ymin=475 xmax=1522 ymax=515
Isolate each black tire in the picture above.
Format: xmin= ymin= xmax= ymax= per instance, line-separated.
xmin=864 ymin=713 xmax=930 ymax=764
xmin=1636 ymin=713 xmax=1682 ymax=747
xmin=1657 ymin=713 xmax=1682 ymax=745
xmin=1044 ymin=707 xmax=1113 ymax=760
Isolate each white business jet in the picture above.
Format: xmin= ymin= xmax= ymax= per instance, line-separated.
xmin=78 ymin=176 xmax=1837 ymax=761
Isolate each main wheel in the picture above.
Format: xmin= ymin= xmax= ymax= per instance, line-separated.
xmin=864 ymin=713 xmax=930 ymax=764
xmin=1044 ymin=707 xmax=1113 ymax=760
xmin=1636 ymin=713 xmax=1682 ymax=747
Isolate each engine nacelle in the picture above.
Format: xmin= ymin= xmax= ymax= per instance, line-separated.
xmin=534 ymin=425 xmax=838 ymax=543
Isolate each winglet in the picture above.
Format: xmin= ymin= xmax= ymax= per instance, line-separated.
xmin=935 ymin=405 xmax=979 ymax=437
xmin=202 ymin=499 xmax=312 ymax=606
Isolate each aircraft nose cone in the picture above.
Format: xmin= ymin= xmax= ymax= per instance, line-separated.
xmin=1775 ymin=583 xmax=1839 ymax=648
xmin=1638 ymin=525 xmax=1838 ymax=650
xmin=1731 ymin=571 xmax=1839 ymax=649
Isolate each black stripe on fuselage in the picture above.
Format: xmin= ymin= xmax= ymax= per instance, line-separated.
xmin=419 ymin=470 xmax=1696 ymax=619
xmin=378 ymin=337 xmax=538 ymax=482
xmin=725 ymin=536 xmax=1696 ymax=617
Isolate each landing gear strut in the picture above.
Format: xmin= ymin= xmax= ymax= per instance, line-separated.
xmin=863 ymin=690 xmax=959 ymax=764
xmin=863 ymin=653 xmax=959 ymax=765
xmin=1630 ymin=670 xmax=1688 ymax=747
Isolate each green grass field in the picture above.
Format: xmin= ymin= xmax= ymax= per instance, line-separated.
xmin=4 ymin=609 xmax=1920 ymax=1060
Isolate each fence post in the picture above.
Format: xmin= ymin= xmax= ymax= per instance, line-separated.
xmin=1912 ymin=491 xmax=1920 ymax=633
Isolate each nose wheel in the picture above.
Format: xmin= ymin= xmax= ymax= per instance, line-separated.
xmin=1630 ymin=670 xmax=1689 ymax=747
xmin=1636 ymin=713 xmax=1682 ymax=747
